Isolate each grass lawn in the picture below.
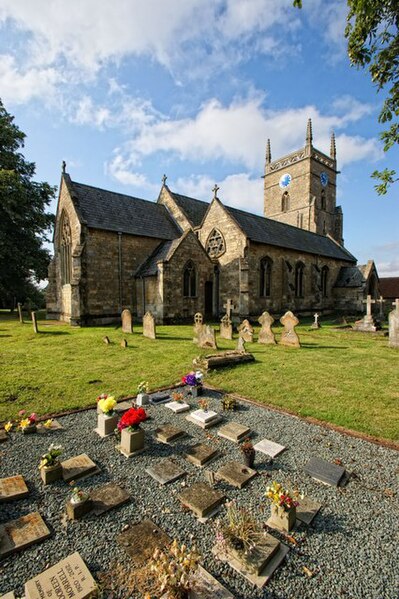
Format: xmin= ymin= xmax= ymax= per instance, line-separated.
xmin=0 ymin=311 xmax=398 ymax=442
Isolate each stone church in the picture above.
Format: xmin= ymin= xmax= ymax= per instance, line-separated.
xmin=46 ymin=120 xmax=380 ymax=325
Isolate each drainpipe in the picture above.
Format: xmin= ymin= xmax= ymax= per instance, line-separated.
xmin=118 ymin=232 xmax=122 ymax=310
xmin=141 ymin=276 xmax=146 ymax=315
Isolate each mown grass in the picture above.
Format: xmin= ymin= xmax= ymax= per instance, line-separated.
xmin=0 ymin=311 xmax=398 ymax=442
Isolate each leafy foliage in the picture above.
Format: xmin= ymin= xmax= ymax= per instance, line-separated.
xmin=0 ymin=99 xmax=55 ymax=307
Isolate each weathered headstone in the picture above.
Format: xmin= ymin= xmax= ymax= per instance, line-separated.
xmin=311 ymin=312 xmax=321 ymax=329
xmin=121 ymin=308 xmax=132 ymax=334
xmin=117 ymin=519 xmax=170 ymax=565
xmin=219 ymin=314 xmax=233 ymax=340
xmin=178 ymin=482 xmax=225 ymax=519
xmin=295 ymin=496 xmax=322 ymax=525
xmin=223 ymin=298 xmax=236 ymax=320
xmin=377 ymin=295 xmax=385 ymax=318
xmin=198 ymin=324 xmax=217 ymax=349
xmin=353 ymin=295 xmax=379 ymax=332
xmin=236 ymin=337 xmax=246 ymax=352
xmin=217 ymin=422 xmax=250 ymax=443
xmin=254 ymin=438 xmax=286 ymax=458
xmin=185 ymin=443 xmax=219 ymax=467
xmin=238 ymin=319 xmax=253 ymax=342
xmin=190 ymin=565 xmax=235 ymax=599
xmin=24 ymin=552 xmax=97 ymax=599
xmin=37 ymin=419 xmax=64 ymax=434
xmin=120 ymin=338 xmax=128 ymax=348
xmin=279 ymin=311 xmax=300 ymax=348
xmin=31 ymin=311 xmax=39 ymax=334
xmin=155 ymin=424 xmax=186 ymax=443
xmin=258 ymin=311 xmax=276 ymax=344
xmin=0 ymin=475 xmax=29 ymax=501
xmin=0 ymin=512 xmax=51 ymax=558
xmin=193 ymin=312 xmax=204 ymax=344
xmin=103 ymin=335 xmax=110 ymax=345
xmin=61 ymin=454 xmax=99 ymax=483
xmin=389 ymin=299 xmax=399 ymax=349
xmin=90 ymin=483 xmax=130 ymax=515
xmin=17 ymin=302 xmax=23 ymax=324
xmin=143 ymin=311 xmax=156 ymax=339
xmin=304 ymin=457 xmax=346 ymax=486
xmin=216 ymin=461 xmax=257 ymax=489
xmin=145 ymin=459 xmax=186 ymax=485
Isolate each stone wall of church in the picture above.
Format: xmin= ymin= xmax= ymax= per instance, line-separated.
xmin=158 ymin=187 xmax=190 ymax=232
xmin=247 ymin=242 xmax=353 ymax=316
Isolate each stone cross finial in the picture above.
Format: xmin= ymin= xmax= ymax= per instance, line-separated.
xmin=362 ymin=294 xmax=376 ymax=317
xmin=62 ymin=160 xmax=66 ymax=173
xmin=306 ymin=118 xmax=313 ymax=146
xmin=161 ymin=174 xmax=167 ymax=185
xmin=265 ymin=138 xmax=271 ymax=164
xmin=212 ymin=184 xmax=220 ymax=199
xmin=392 ymin=299 xmax=399 ymax=312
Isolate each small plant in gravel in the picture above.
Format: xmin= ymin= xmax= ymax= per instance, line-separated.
xmin=149 ymin=539 xmax=200 ymax=599
xmin=97 ymin=395 xmax=117 ymax=415
xmin=221 ymin=395 xmax=238 ymax=411
xmin=172 ymin=391 xmax=185 ymax=403
xmin=215 ymin=500 xmax=268 ymax=558
xmin=265 ymin=481 xmax=300 ymax=511
xmin=117 ymin=407 xmax=147 ymax=432
xmin=198 ymin=398 xmax=209 ymax=412
xmin=38 ymin=444 xmax=63 ymax=470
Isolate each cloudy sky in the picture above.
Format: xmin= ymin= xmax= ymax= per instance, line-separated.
xmin=1 ymin=0 xmax=398 ymax=275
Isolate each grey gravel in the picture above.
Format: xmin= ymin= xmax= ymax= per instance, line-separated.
xmin=0 ymin=389 xmax=398 ymax=599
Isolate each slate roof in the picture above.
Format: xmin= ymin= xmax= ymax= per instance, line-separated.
xmin=66 ymin=177 xmax=180 ymax=240
xmin=168 ymin=191 xmax=209 ymax=228
xmin=379 ymin=277 xmax=399 ymax=299
xmin=334 ymin=266 xmax=365 ymax=288
xmin=135 ymin=239 xmax=179 ymax=277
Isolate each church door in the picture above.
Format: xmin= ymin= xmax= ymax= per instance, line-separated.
xmin=204 ymin=281 xmax=213 ymax=317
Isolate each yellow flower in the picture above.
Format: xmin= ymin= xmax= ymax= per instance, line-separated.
xmin=19 ymin=418 xmax=30 ymax=429
xmin=43 ymin=419 xmax=53 ymax=428
xmin=4 ymin=421 xmax=13 ymax=432
xmin=98 ymin=396 xmax=117 ymax=414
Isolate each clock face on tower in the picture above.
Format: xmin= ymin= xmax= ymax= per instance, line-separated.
xmin=320 ymin=172 xmax=329 ymax=187
xmin=279 ymin=173 xmax=292 ymax=189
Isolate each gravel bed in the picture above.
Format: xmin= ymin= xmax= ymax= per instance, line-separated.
xmin=0 ymin=389 xmax=398 ymax=599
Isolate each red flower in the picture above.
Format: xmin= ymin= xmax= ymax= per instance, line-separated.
xmin=118 ymin=407 xmax=147 ymax=431
xmin=28 ymin=413 xmax=37 ymax=423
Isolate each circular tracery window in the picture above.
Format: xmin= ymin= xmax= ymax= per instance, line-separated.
xmin=206 ymin=229 xmax=225 ymax=258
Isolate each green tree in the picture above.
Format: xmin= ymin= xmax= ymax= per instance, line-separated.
xmin=0 ymin=99 xmax=55 ymax=308
xmin=294 ymin=0 xmax=399 ymax=195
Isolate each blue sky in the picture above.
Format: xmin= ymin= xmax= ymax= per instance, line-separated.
xmin=1 ymin=0 xmax=398 ymax=276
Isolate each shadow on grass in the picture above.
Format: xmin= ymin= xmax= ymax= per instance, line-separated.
xmin=301 ymin=343 xmax=348 ymax=350
xmin=38 ymin=330 xmax=70 ymax=336
xmin=0 ymin=334 xmax=12 ymax=338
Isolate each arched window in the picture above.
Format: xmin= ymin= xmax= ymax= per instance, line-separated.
xmin=321 ymin=266 xmax=329 ymax=297
xmin=206 ymin=229 xmax=225 ymax=258
xmin=60 ymin=213 xmax=72 ymax=285
xmin=321 ymin=189 xmax=326 ymax=210
xmin=295 ymin=262 xmax=305 ymax=298
xmin=281 ymin=192 xmax=290 ymax=212
xmin=183 ymin=261 xmax=197 ymax=297
xmin=260 ymin=257 xmax=272 ymax=297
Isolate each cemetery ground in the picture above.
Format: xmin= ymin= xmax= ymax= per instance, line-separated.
xmin=0 ymin=311 xmax=398 ymax=599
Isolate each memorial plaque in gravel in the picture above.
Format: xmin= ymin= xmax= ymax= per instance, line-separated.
xmin=0 ymin=475 xmax=29 ymax=502
xmin=186 ymin=410 xmax=222 ymax=429
xmin=0 ymin=429 xmax=8 ymax=443
xmin=115 ymin=401 xmax=132 ymax=412
xmin=61 ymin=454 xmax=99 ymax=483
xmin=150 ymin=392 xmax=171 ymax=405
xmin=155 ymin=424 xmax=186 ymax=443
xmin=90 ymin=483 xmax=130 ymax=515
xmin=253 ymin=438 xmax=286 ymax=458
xmin=37 ymin=419 xmax=64 ymax=433
xmin=304 ymin=457 xmax=345 ymax=486
xmin=185 ymin=443 xmax=219 ymax=467
xmin=0 ymin=592 xmax=15 ymax=599
xmin=0 ymin=512 xmax=51 ymax=558
xmin=25 ymin=551 xmax=97 ymax=599
xmin=218 ymin=422 xmax=250 ymax=443
xmin=117 ymin=519 xmax=170 ymax=565
xmin=216 ymin=461 xmax=257 ymax=489
xmin=165 ymin=401 xmax=190 ymax=413
xmin=178 ymin=482 xmax=225 ymax=519
xmin=146 ymin=459 xmax=187 ymax=485
xmin=190 ymin=565 xmax=234 ymax=599
xmin=296 ymin=496 xmax=322 ymax=525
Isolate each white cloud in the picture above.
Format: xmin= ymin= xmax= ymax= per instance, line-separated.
xmin=376 ymin=259 xmax=399 ymax=277
xmin=0 ymin=54 xmax=61 ymax=104
xmin=106 ymin=154 xmax=159 ymax=193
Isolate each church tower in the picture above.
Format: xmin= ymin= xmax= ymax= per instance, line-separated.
xmin=263 ymin=120 xmax=343 ymax=245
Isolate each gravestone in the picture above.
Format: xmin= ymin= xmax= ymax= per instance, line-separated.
xmin=377 ymin=295 xmax=385 ymax=318
xmin=178 ymin=482 xmax=225 ymax=519
xmin=304 ymin=457 xmax=346 ymax=486
xmin=185 ymin=443 xmax=219 ymax=467
xmin=190 ymin=565 xmax=234 ymax=599
xmin=186 ymin=409 xmax=222 ymax=429
xmin=238 ymin=319 xmax=253 ymax=342
xmin=61 ymin=454 xmax=99 ymax=483
xmin=219 ymin=314 xmax=233 ymax=340
xmin=258 ymin=311 xmax=276 ymax=344
xmin=223 ymin=298 xmax=236 ymax=320
xmin=236 ymin=337 xmax=246 ymax=352
xmin=0 ymin=475 xmax=29 ymax=501
xmin=155 ymin=424 xmax=186 ymax=443
xmin=17 ymin=302 xmax=23 ymax=323
xmin=198 ymin=325 xmax=217 ymax=349
xmin=24 ymin=552 xmax=97 ymax=599
xmin=37 ymin=419 xmax=64 ymax=434
xmin=296 ymin=496 xmax=322 ymax=525
xmin=254 ymin=438 xmax=286 ymax=458
xmin=31 ymin=311 xmax=39 ymax=334
xmin=103 ymin=336 xmax=110 ymax=345
xmin=90 ymin=483 xmax=130 ymax=515
xmin=311 ymin=312 xmax=321 ymax=329
xmin=117 ymin=519 xmax=170 ymax=565
xmin=0 ymin=512 xmax=51 ymax=558
xmin=120 ymin=339 xmax=128 ymax=348
xmin=217 ymin=422 xmax=250 ymax=443
xmin=216 ymin=461 xmax=257 ymax=489
xmin=165 ymin=400 xmax=190 ymax=413
xmin=193 ymin=312 xmax=204 ymax=344
xmin=279 ymin=311 xmax=300 ymax=348
xmin=0 ymin=592 xmax=15 ymax=599
xmin=145 ymin=459 xmax=186 ymax=485
xmin=143 ymin=311 xmax=156 ymax=339
xmin=150 ymin=391 xmax=171 ymax=404
xmin=353 ymin=295 xmax=379 ymax=332
xmin=121 ymin=309 xmax=133 ymax=334
xmin=389 ymin=299 xmax=399 ymax=349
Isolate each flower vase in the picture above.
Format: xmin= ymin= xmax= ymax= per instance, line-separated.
xmin=243 ymin=451 xmax=255 ymax=468
xmin=136 ymin=393 xmax=149 ymax=406
xmin=190 ymin=385 xmax=203 ymax=398
xmin=120 ymin=427 xmax=144 ymax=456
xmin=66 ymin=496 xmax=93 ymax=520
xmin=96 ymin=412 xmax=118 ymax=437
xmin=269 ymin=504 xmax=296 ymax=532
xmin=22 ymin=424 xmax=37 ymax=434
xmin=40 ymin=462 xmax=63 ymax=485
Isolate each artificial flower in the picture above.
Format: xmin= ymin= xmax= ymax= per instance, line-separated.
xmin=4 ymin=421 xmax=13 ymax=432
xmin=98 ymin=396 xmax=117 ymax=415
xmin=43 ymin=419 xmax=53 ymax=428
xmin=117 ymin=407 xmax=147 ymax=431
